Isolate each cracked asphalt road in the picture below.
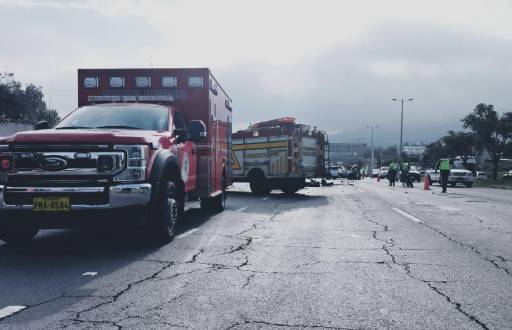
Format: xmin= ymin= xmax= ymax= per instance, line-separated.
xmin=1 ymin=180 xmax=511 ymax=329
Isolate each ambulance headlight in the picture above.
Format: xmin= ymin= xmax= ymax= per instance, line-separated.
xmin=113 ymin=145 xmax=149 ymax=182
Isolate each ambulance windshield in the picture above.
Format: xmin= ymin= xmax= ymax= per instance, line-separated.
xmin=56 ymin=105 xmax=169 ymax=131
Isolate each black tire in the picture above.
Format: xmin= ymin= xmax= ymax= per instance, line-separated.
xmin=147 ymin=181 xmax=179 ymax=244
xmin=249 ymin=172 xmax=271 ymax=195
xmin=280 ymin=186 xmax=300 ymax=195
xmin=451 ymin=183 xmax=456 ymax=187
xmin=0 ymin=223 xmax=38 ymax=245
xmin=202 ymin=175 xmax=227 ymax=212
xmin=465 ymin=182 xmax=473 ymax=188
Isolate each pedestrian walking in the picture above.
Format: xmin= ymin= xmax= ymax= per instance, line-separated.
xmin=401 ymin=162 xmax=413 ymax=188
xmin=439 ymin=158 xmax=451 ymax=193
xmin=388 ymin=160 xmax=398 ymax=187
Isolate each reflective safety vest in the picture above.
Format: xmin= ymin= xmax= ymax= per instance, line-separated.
xmin=440 ymin=159 xmax=450 ymax=170
xmin=389 ymin=162 xmax=398 ymax=171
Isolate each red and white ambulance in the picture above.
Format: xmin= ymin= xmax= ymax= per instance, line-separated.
xmin=0 ymin=68 xmax=232 ymax=244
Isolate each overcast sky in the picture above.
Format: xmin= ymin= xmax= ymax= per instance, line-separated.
xmin=1 ymin=0 xmax=512 ymax=145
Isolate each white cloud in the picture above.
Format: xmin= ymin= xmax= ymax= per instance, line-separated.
xmin=1 ymin=0 xmax=512 ymax=144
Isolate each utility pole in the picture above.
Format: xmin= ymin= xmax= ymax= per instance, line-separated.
xmin=392 ymin=98 xmax=414 ymax=168
xmin=366 ymin=125 xmax=378 ymax=178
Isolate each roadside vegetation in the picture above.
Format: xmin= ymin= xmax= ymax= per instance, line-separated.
xmin=0 ymin=72 xmax=60 ymax=127
xmin=423 ymin=103 xmax=512 ymax=181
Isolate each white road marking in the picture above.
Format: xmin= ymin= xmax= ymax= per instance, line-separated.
xmin=81 ymin=272 xmax=98 ymax=276
xmin=262 ymin=197 xmax=269 ymax=201
xmin=392 ymin=207 xmax=424 ymax=224
xmin=0 ymin=306 xmax=26 ymax=320
xmin=235 ymin=206 xmax=248 ymax=212
xmin=440 ymin=206 xmax=459 ymax=212
xmin=176 ymin=228 xmax=200 ymax=239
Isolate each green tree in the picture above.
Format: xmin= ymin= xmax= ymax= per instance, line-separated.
xmin=462 ymin=103 xmax=512 ymax=180
xmin=37 ymin=108 xmax=61 ymax=127
xmin=422 ymin=140 xmax=447 ymax=167
xmin=442 ymin=130 xmax=476 ymax=166
xmin=0 ymin=73 xmax=60 ymax=126
xmin=381 ymin=145 xmax=398 ymax=164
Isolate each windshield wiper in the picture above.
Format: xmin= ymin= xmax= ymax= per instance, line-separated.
xmin=55 ymin=126 xmax=94 ymax=130
xmin=96 ymin=125 xmax=142 ymax=130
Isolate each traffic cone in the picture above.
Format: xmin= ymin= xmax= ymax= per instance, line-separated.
xmin=423 ymin=175 xmax=430 ymax=190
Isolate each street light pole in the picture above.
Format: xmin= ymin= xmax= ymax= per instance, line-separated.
xmin=400 ymin=99 xmax=404 ymax=167
xmin=366 ymin=125 xmax=378 ymax=178
xmin=392 ymin=98 xmax=414 ymax=168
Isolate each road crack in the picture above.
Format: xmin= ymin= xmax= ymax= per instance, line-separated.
xmin=353 ymin=196 xmax=491 ymax=330
xmin=224 ymin=316 xmax=355 ymax=330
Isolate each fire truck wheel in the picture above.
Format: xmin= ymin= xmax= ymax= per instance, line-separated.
xmin=0 ymin=223 xmax=39 ymax=245
xmin=250 ymin=181 xmax=271 ymax=195
xmin=148 ymin=181 xmax=179 ymax=244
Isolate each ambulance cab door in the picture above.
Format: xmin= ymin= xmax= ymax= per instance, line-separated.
xmin=172 ymin=111 xmax=197 ymax=193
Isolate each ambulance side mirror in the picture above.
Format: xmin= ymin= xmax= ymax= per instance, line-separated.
xmin=35 ymin=121 xmax=49 ymax=130
xmin=189 ymin=120 xmax=207 ymax=142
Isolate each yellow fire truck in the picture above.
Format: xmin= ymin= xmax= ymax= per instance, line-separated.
xmin=231 ymin=118 xmax=329 ymax=194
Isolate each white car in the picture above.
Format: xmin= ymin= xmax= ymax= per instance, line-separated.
xmin=426 ymin=160 xmax=474 ymax=187
xmin=475 ymin=171 xmax=489 ymax=180
xmin=328 ymin=166 xmax=338 ymax=179
xmin=379 ymin=167 xmax=389 ymax=179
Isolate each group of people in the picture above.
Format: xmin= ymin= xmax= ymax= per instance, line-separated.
xmin=387 ymin=161 xmax=414 ymax=188
xmin=386 ymin=159 xmax=452 ymax=192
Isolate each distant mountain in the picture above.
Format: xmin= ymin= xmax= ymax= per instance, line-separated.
xmin=328 ymin=122 xmax=457 ymax=147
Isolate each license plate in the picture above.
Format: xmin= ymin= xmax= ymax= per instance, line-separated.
xmin=33 ymin=197 xmax=70 ymax=212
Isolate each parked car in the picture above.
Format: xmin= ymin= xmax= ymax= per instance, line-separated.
xmin=408 ymin=166 xmax=422 ymax=182
xmin=379 ymin=166 xmax=389 ymax=179
xmin=425 ymin=159 xmax=474 ymax=187
xmin=328 ymin=166 xmax=339 ymax=179
xmin=371 ymin=168 xmax=380 ymax=178
xmin=503 ymin=170 xmax=512 ymax=180
xmin=347 ymin=165 xmax=361 ymax=180
xmin=338 ymin=166 xmax=349 ymax=178
xmin=475 ymin=171 xmax=489 ymax=180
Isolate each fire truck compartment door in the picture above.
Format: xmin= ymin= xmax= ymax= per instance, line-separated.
xmin=269 ymin=136 xmax=288 ymax=175
xmin=231 ymin=139 xmax=244 ymax=175
xmin=302 ymin=137 xmax=319 ymax=168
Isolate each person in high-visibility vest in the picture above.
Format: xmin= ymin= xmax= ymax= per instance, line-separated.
xmin=388 ymin=161 xmax=398 ymax=186
xmin=439 ymin=158 xmax=451 ymax=193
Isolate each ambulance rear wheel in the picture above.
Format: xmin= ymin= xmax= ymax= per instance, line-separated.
xmin=0 ymin=223 xmax=39 ymax=245
xmin=202 ymin=175 xmax=227 ymax=212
